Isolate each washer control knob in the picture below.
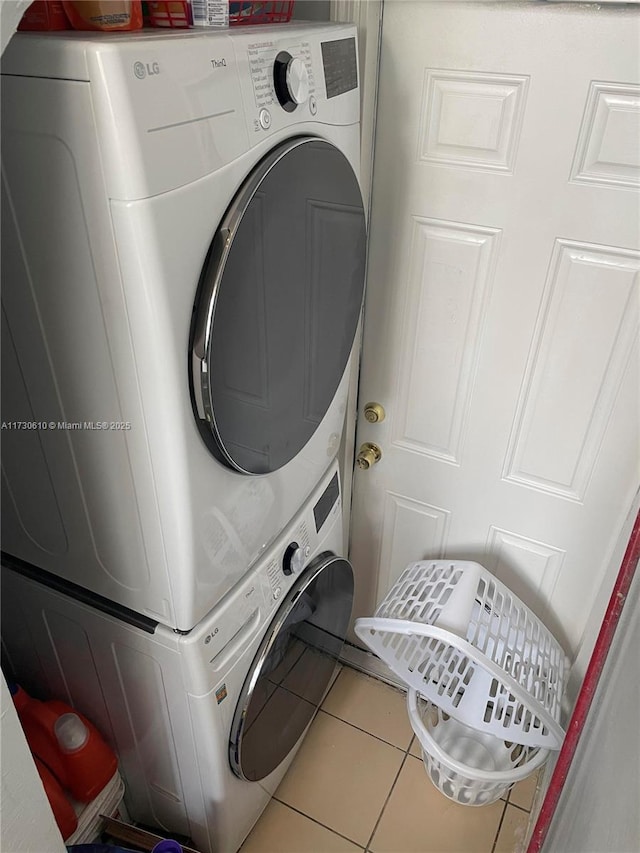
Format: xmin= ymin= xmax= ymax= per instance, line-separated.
xmin=282 ymin=541 xmax=306 ymax=576
xmin=273 ymin=51 xmax=309 ymax=112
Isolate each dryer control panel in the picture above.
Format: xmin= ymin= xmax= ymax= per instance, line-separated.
xmin=230 ymin=23 xmax=360 ymax=141
xmin=248 ymin=41 xmax=315 ymax=111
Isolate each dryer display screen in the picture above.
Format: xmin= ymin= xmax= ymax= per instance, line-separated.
xmin=321 ymin=37 xmax=358 ymax=98
xmin=313 ymin=472 xmax=339 ymax=533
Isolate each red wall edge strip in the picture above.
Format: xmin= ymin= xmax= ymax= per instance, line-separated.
xmin=527 ymin=508 xmax=640 ymax=853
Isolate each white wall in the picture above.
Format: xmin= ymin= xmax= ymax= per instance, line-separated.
xmin=292 ymin=0 xmax=331 ymax=21
xmin=0 ymin=0 xmax=30 ymax=54
xmin=542 ymin=553 xmax=640 ymax=853
xmin=0 ymin=677 xmax=66 ymax=853
xmin=567 ymin=490 xmax=640 ymax=705
xmin=0 ymin=7 xmax=64 ymax=851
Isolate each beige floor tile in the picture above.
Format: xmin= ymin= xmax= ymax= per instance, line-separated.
xmin=507 ymin=770 xmax=540 ymax=811
xmin=408 ymin=702 xmax=438 ymax=758
xmin=370 ymin=755 xmax=504 ymax=853
xmin=322 ymin=668 xmax=414 ymax=750
xmin=276 ymin=710 xmax=404 ymax=846
xmin=240 ymin=799 xmax=363 ymax=853
xmin=409 ymin=735 xmax=422 ymax=759
xmin=494 ymin=804 xmax=531 ymax=853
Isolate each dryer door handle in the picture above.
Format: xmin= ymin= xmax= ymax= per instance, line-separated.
xmin=191 ymin=227 xmax=230 ymax=423
xmin=190 ymin=137 xmax=314 ymax=427
xmin=192 ymin=227 xmax=231 ymax=365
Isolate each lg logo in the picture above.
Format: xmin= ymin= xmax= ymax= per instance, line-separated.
xmin=204 ymin=627 xmax=219 ymax=644
xmin=133 ymin=60 xmax=160 ymax=79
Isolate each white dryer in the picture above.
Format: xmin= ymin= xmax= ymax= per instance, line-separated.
xmin=2 ymin=460 xmax=353 ymax=853
xmin=0 ymin=23 xmax=365 ymax=630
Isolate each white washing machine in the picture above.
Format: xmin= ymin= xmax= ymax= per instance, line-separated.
xmin=0 ymin=23 xmax=365 ymax=630
xmin=1 ymin=460 xmax=353 ymax=853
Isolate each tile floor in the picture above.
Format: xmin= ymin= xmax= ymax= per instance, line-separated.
xmin=241 ymin=666 xmax=539 ymax=853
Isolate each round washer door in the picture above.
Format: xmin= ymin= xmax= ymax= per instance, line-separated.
xmin=190 ymin=137 xmax=366 ymax=474
xmin=230 ymin=553 xmax=353 ymax=782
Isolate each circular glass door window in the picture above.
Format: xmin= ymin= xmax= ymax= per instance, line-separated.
xmin=230 ymin=553 xmax=354 ymax=782
xmin=190 ymin=138 xmax=366 ymax=474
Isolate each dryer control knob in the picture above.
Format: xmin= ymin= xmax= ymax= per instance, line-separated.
xmin=282 ymin=541 xmax=305 ymax=576
xmin=273 ymin=51 xmax=309 ymax=112
xmin=286 ymin=57 xmax=310 ymax=105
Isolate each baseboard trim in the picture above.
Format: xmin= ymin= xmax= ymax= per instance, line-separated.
xmin=338 ymin=641 xmax=406 ymax=691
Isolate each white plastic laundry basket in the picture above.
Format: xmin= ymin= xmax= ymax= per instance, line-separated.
xmin=408 ymin=689 xmax=549 ymax=806
xmin=355 ymin=561 xmax=567 ymax=749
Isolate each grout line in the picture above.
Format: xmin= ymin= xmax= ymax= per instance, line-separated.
xmin=504 ymin=799 xmax=533 ymax=815
xmin=329 ymin=661 xmax=407 ymax=697
xmin=505 ymin=775 xmax=536 ymax=814
xmin=317 ymin=707 xmax=409 ymax=754
xmin=407 ymin=734 xmax=421 ymax=757
xmin=270 ymin=797 xmax=366 ymax=850
xmin=321 ymin=662 xmax=344 ymax=706
xmin=339 ymin=644 xmax=407 ymax=691
xmin=319 ymin=665 xmax=416 ymax=753
xmin=364 ymin=750 xmax=410 ymax=852
xmin=491 ymin=798 xmax=510 ymax=853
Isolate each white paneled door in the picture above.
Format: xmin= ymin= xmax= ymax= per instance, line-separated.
xmin=350 ymin=1 xmax=640 ymax=656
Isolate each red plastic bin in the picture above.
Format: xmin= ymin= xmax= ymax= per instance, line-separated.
xmin=229 ymin=1 xmax=295 ymax=25
xmin=18 ymin=1 xmax=71 ymax=31
xmin=147 ymin=1 xmax=191 ymax=27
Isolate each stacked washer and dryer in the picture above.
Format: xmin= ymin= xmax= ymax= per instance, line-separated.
xmin=0 ymin=21 xmax=366 ymax=853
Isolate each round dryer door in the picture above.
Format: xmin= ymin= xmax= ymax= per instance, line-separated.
xmin=230 ymin=553 xmax=353 ymax=782
xmin=190 ymin=137 xmax=366 ymax=474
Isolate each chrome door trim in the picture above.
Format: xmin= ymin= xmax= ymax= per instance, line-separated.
xmin=190 ymin=135 xmax=320 ymax=474
xmin=229 ymin=551 xmax=351 ymax=780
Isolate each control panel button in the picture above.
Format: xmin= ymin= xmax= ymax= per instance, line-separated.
xmin=259 ymin=108 xmax=271 ymax=129
xmin=309 ymin=94 xmax=317 ymax=115
xmin=273 ymin=586 xmax=282 ymax=600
